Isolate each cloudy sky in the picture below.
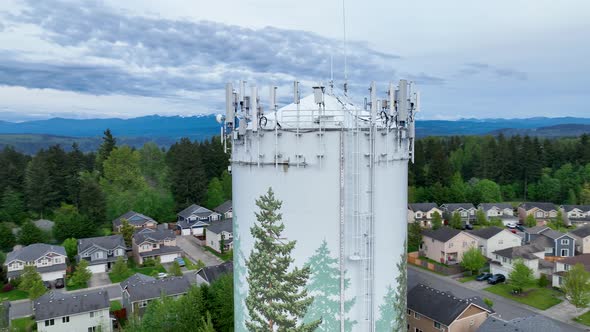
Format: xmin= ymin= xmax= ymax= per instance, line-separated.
xmin=0 ymin=0 xmax=588 ymax=121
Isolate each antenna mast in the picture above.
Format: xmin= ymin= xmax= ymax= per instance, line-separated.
xmin=342 ymin=0 xmax=348 ymax=95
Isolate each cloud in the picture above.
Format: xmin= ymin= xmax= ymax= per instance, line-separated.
xmin=460 ymin=62 xmax=527 ymax=81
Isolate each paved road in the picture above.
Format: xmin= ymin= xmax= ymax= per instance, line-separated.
xmin=409 ymin=266 xmax=586 ymax=332
xmin=176 ymin=235 xmax=223 ymax=266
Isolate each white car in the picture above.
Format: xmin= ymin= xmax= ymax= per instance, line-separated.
xmin=157 ymin=272 xmax=168 ymax=279
xmin=506 ymin=222 xmax=517 ymax=229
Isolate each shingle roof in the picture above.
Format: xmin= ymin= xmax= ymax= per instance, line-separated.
xmin=562 ymin=205 xmax=590 ymax=213
xmin=467 ymin=227 xmax=504 ymax=240
xmin=422 ymin=227 xmax=462 ymax=243
xmin=177 ymin=204 xmax=215 ymax=219
xmin=197 ymin=261 xmax=233 ymax=284
xmin=113 ymin=211 xmax=156 ymax=228
xmin=34 ymin=290 xmax=109 ymax=321
xmin=6 ymin=244 xmax=66 ymax=263
xmin=570 ymin=225 xmax=590 ymax=238
xmin=442 ymin=203 xmax=476 ymax=211
xmin=214 ymin=200 xmax=232 ymax=214
xmin=177 ymin=219 xmax=209 ymax=229
xmin=207 ymin=219 xmax=233 ymax=235
xmin=524 ymin=226 xmax=550 ymax=234
xmin=478 ymin=315 xmax=561 ymax=332
xmin=120 ymin=273 xmax=155 ymax=290
xmin=407 ymin=284 xmax=491 ymax=326
xmin=78 ymin=234 xmax=126 ymax=253
xmin=558 ymin=254 xmax=590 ymax=270
xmin=493 ymin=243 xmax=544 ymax=260
xmin=133 ymin=228 xmax=176 ymax=244
xmin=7 ymin=263 xmax=67 ymax=279
xmin=408 ymin=203 xmax=439 ymax=212
xmin=123 ymin=275 xmax=191 ymax=302
xmin=539 ymin=229 xmax=568 ymax=240
xmin=478 ymin=203 xmax=513 ymax=211
xmin=531 ymin=235 xmax=554 ymax=248
xmin=138 ymin=245 xmax=182 ymax=257
xmin=519 ymin=202 xmax=557 ymax=212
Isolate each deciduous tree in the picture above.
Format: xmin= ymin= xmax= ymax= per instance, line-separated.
xmin=461 ymin=247 xmax=486 ymax=275
xmin=62 ymin=238 xmax=78 ymax=262
xmin=120 ymin=219 xmax=135 ymax=247
xmin=71 ymin=259 xmax=92 ymax=287
xmin=562 ymin=263 xmax=590 ymax=310
xmin=508 ymin=259 xmax=534 ymax=292
xmin=431 ymin=212 xmax=443 ymax=230
xmin=450 ymin=212 xmax=462 ymax=229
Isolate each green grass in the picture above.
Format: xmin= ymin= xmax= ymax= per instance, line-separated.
xmin=108 ymin=261 xmax=166 ymax=283
xmin=484 ymin=284 xmax=562 ymax=310
xmin=419 ymin=256 xmax=449 ymax=268
xmin=459 ymin=275 xmax=477 ymax=283
xmin=204 ymin=246 xmax=233 ymax=262
xmin=574 ymin=310 xmax=590 ymax=326
xmin=183 ymin=256 xmax=205 ymax=271
xmin=110 ymin=300 xmax=123 ymax=311
xmin=11 ymin=316 xmax=35 ymax=331
xmin=66 ymin=280 xmax=87 ymax=291
xmin=0 ymin=289 xmax=29 ymax=301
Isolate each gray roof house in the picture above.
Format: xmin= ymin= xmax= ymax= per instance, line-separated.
xmin=569 ymin=225 xmax=590 ymax=254
xmin=518 ymin=202 xmax=558 ymax=222
xmin=121 ymin=275 xmax=191 ymax=316
xmin=491 ymin=243 xmax=549 ymax=279
xmin=34 ymin=290 xmax=112 ymax=332
xmin=5 ymin=244 xmax=67 ymax=282
xmin=561 ymin=204 xmax=590 ymax=225
xmin=214 ymin=200 xmax=233 ymax=219
xmin=205 ymin=219 xmax=233 ymax=253
xmin=441 ymin=203 xmax=477 ymax=223
xmin=176 ymin=204 xmax=221 ymax=236
xmin=196 ymin=261 xmax=233 ymax=285
xmin=112 ymin=211 xmax=157 ymax=232
xmin=478 ymin=315 xmax=561 ymax=332
xmin=533 ymin=229 xmax=575 ymax=257
xmin=77 ymin=235 xmax=128 ymax=274
xmin=407 ymin=203 xmax=443 ymax=227
xmin=132 ymin=228 xmax=183 ymax=265
xmin=478 ymin=203 xmax=518 ymax=224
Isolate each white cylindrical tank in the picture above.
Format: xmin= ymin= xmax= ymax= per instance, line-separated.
xmin=230 ymin=82 xmax=417 ymax=332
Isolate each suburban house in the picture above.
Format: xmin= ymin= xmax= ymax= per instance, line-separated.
xmin=568 ymin=225 xmax=590 ymax=254
xmin=196 ymin=261 xmax=234 ymax=285
xmin=467 ymin=227 xmax=522 ymax=259
xmin=407 ymin=284 xmax=492 ymax=332
xmin=420 ymin=227 xmax=478 ymax=265
xmin=523 ymin=226 xmax=550 ymax=244
xmin=441 ymin=203 xmax=477 ymax=225
xmin=529 ymin=228 xmax=575 ymax=257
xmin=478 ymin=315 xmax=561 ymax=332
xmin=518 ymin=202 xmax=558 ymax=223
xmin=205 ymin=219 xmax=233 ymax=253
xmin=5 ymin=244 xmax=67 ymax=282
xmin=407 ymin=203 xmax=443 ymax=227
xmin=34 ymin=290 xmax=112 ymax=332
xmin=477 ymin=203 xmax=518 ymax=225
xmin=132 ymin=228 xmax=183 ymax=264
xmin=561 ymin=205 xmax=590 ymax=226
xmin=112 ymin=211 xmax=157 ymax=232
xmin=214 ymin=200 xmax=233 ymax=219
xmin=77 ymin=235 xmax=128 ymax=274
xmin=176 ymin=204 xmax=221 ymax=236
xmin=490 ymin=244 xmax=549 ymax=278
xmin=121 ymin=274 xmax=191 ymax=316
xmin=552 ymin=254 xmax=590 ymax=288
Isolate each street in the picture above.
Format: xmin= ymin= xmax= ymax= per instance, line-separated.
xmin=409 ymin=266 xmax=586 ymax=332
xmin=176 ymin=235 xmax=223 ymax=266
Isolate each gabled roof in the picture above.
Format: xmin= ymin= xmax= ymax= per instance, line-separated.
xmin=569 ymin=225 xmax=590 ymax=238
xmin=177 ymin=219 xmax=209 ymax=229
xmin=524 ymin=226 xmax=550 ymax=234
xmin=407 ymin=284 xmax=491 ymax=326
xmin=478 ymin=203 xmax=513 ymax=211
xmin=120 ymin=273 xmax=155 ymax=290
xmin=493 ymin=243 xmax=544 ymax=260
xmin=422 ymin=227 xmax=463 ymax=243
xmin=133 ymin=228 xmax=176 ymax=244
xmin=34 ymin=290 xmax=109 ymax=321
xmin=519 ymin=202 xmax=557 ymax=212
xmin=113 ymin=211 xmax=156 ymax=228
xmin=408 ymin=203 xmax=439 ymax=212
xmin=6 ymin=243 xmax=66 ymax=263
xmin=177 ymin=204 xmax=216 ymax=219
xmin=557 ymin=254 xmax=590 ymax=270
xmin=467 ymin=227 xmax=504 ymax=240
xmin=207 ymin=219 xmax=233 ymax=235
xmin=562 ymin=205 xmax=590 ymax=213
xmin=123 ymin=275 xmax=191 ymax=302
xmin=78 ymin=234 xmax=126 ymax=253
xmin=197 ymin=261 xmax=233 ymax=284
xmin=214 ymin=200 xmax=232 ymax=214
xmin=478 ymin=315 xmax=561 ymax=332
xmin=539 ymin=228 xmax=569 ymax=240
xmin=441 ymin=203 xmax=476 ymax=211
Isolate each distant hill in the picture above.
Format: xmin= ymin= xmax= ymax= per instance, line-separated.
xmin=489 ymin=124 xmax=590 ymax=138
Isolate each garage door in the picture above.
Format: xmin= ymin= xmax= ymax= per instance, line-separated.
xmin=160 ymin=253 xmax=180 ymax=263
xmin=41 ymin=270 xmax=65 ymax=281
xmin=181 ymin=229 xmax=191 ymax=236
xmin=88 ymin=264 xmax=107 ymax=274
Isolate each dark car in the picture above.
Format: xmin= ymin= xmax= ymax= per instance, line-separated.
xmin=487 ymin=274 xmax=506 ymax=284
xmin=462 ymin=224 xmax=474 ymax=230
xmin=515 ymin=225 xmax=525 ymax=232
xmin=43 ymin=281 xmax=52 ymax=289
xmin=55 ymin=278 xmax=65 ymax=289
xmin=175 ymin=257 xmax=186 ymax=267
xmin=475 ymin=272 xmax=493 ymax=281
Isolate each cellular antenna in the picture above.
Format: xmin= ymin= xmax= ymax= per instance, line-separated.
xmin=342 ymin=0 xmax=348 ymax=95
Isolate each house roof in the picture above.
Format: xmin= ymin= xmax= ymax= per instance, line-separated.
xmin=570 ymin=225 xmax=590 ymax=238
xmin=34 ymin=290 xmax=109 ymax=321
xmin=407 ymin=284 xmax=491 ymax=326
xmin=207 ymin=219 xmax=233 ymax=235
xmin=122 ymin=275 xmax=191 ymax=302
xmin=479 ymin=203 xmax=513 ymax=211
xmin=408 ymin=203 xmax=439 ymax=212
xmin=113 ymin=211 xmax=156 ymax=228
xmin=478 ymin=315 xmax=561 ymax=332
xmin=33 ymin=219 xmax=54 ymax=231
xmin=558 ymin=254 xmax=590 ymax=270
xmin=78 ymin=234 xmax=126 ymax=253
xmin=133 ymin=228 xmax=176 ymax=244
xmin=422 ymin=227 xmax=462 ymax=243
xmin=562 ymin=205 xmax=590 ymax=213
xmin=441 ymin=203 xmax=476 ymax=211
xmin=197 ymin=261 xmax=233 ymax=284
xmin=138 ymin=245 xmax=183 ymax=257
xmin=467 ymin=227 xmax=504 ymax=240
xmin=177 ymin=219 xmax=210 ymax=229
xmin=214 ymin=200 xmax=232 ymax=214
xmin=7 ymin=263 xmax=67 ymax=279
xmin=539 ymin=229 xmax=568 ymax=240
xmin=519 ymin=202 xmax=557 ymax=212
xmin=177 ymin=204 xmax=215 ymax=219
xmin=524 ymin=226 xmax=550 ymax=234
xmin=120 ymin=273 xmax=155 ymax=290
xmin=493 ymin=243 xmax=544 ymax=260
xmin=6 ymin=243 xmax=66 ymax=263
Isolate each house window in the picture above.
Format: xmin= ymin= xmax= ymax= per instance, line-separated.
xmin=463 ymin=241 xmax=467 ymax=248
xmin=416 ymin=212 xmax=423 ymax=218
xmin=94 ymin=252 xmax=103 ymax=259
xmin=565 ymin=264 xmax=570 ymax=271
xmin=449 ymin=243 xmax=454 ymax=248
xmin=498 ymin=240 xmax=504 ymax=245
xmin=470 ymin=319 xmax=475 ymax=326
xmin=415 ymin=329 xmax=423 ymax=332
xmin=561 ymin=249 xmax=569 ymax=256
xmin=89 ymin=311 xmax=101 ymax=318
xmin=414 ymin=312 xmax=421 ymax=319
xmin=434 ymin=321 xmax=441 ymax=329
xmin=88 ymin=327 xmax=98 ymax=332
xmin=45 ymin=319 xmax=54 ymax=326
xmin=139 ymin=301 xmax=148 ymax=308
xmin=407 ymin=309 xmax=412 ymax=315
xmin=561 ymin=239 xmax=569 ymax=245
xmin=502 ymin=257 xmax=507 ymax=263
xmin=62 ymin=316 xmax=70 ymax=323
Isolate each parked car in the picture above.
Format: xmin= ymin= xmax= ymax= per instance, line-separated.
xmin=510 ymin=229 xmax=517 ymax=234
xmin=515 ymin=225 xmax=525 ymax=232
xmin=463 ymin=224 xmax=474 ymax=230
xmin=157 ymin=272 xmax=168 ymax=279
xmin=475 ymin=272 xmax=493 ymax=281
xmin=506 ymin=222 xmax=517 ymax=229
xmin=175 ymin=257 xmax=186 ymax=267
xmin=43 ymin=281 xmax=51 ymax=289
xmin=487 ymin=274 xmax=506 ymax=284
xmin=55 ymin=278 xmax=64 ymax=289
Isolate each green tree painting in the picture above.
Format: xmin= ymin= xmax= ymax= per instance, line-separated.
xmin=245 ymin=188 xmax=320 ymax=332
xmin=304 ymin=240 xmax=356 ymax=331
xmin=233 ymin=212 xmax=249 ymax=332
xmin=376 ymin=240 xmax=408 ymax=331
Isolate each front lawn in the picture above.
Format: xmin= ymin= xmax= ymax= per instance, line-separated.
xmin=11 ymin=316 xmax=35 ymax=331
xmin=484 ymin=283 xmax=562 ymax=310
xmin=66 ymin=279 xmax=87 ymax=291
xmin=459 ymin=275 xmax=477 ymax=283
xmin=183 ymin=257 xmax=206 ymax=271
xmin=204 ymin=246 xmax=233 ymax=262
xmin=109 ymin=261 xmax=166 ymax=283
xmin=0 ymin=288 xmax=28 ymax=301
xmin=419 ymin=256 xmax=449 ymax=268
xmin=574 ymin=310 xmax=590 ymax=326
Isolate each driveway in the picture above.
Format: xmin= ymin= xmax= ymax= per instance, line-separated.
xmin=88 ymin=272 xmax=111 ymax=288
xmin=176 ymin=235 xmax=223 ymax=266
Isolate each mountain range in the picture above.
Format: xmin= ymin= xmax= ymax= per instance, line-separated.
xmin=0 ymin=115 xmax=589 ymax=154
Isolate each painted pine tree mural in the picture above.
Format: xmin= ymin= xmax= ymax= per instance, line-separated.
xmin=233 ymin=216 xmax=249 ymax=332
xmin=375 ymin=240 xmax=408 ymax=331
xmin=245 ymin=188 xmax=321 ymax=332
xmin=304 ymin=240 xmax=357 ymax=331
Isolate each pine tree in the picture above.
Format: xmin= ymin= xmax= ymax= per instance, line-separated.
xmin=450 ymin=212 xmax=463 ymax=229
xmin=304 ymin=240 xmax=356 ymax=331
xmin=205 ymin=177 xmax=225 ymax=209
xmin=0 ymin=187 xmax=27 ymax=224
xmin=78 ymin=172 xmax=107 ymax=226
xmin=96 ymin=129 xmax=117 ymax=175
xmin=72 ymin=259 xmax=92 ymax=287
xmin=17 ymin=221 xmax=45 ymax=245
xmin=245 ymin=188 xmax=320 ymax=332
xmin=431 ymin=212 xmax=443 ymax=230
xmin=0 ymin=224 xmax=15 ymax=252
xmin=120 ymin=219 xmax=135 ymax=247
